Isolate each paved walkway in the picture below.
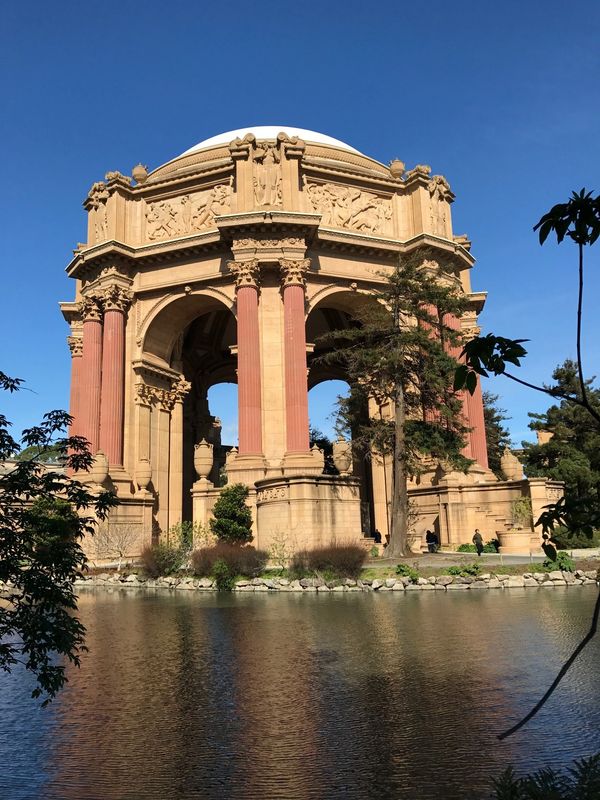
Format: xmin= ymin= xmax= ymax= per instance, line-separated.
xmin=368 ymin=548 xmax=600 ymax=569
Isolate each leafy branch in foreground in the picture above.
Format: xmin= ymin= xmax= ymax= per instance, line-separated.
xmin=0 ymin=371 xmax=117 ymax=704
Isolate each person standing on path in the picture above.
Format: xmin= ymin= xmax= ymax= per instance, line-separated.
xmin=472 ymin=529 xmax=484 ymax=557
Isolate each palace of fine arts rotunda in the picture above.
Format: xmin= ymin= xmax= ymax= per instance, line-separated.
xmin=61 ymin=126 xmax=562 ymax=557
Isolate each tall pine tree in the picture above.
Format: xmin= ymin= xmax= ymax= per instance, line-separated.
xmin=318 ymin=253 xmax=471 ymax=557
xmin=482 ymin=391 xmax=511 ymax=477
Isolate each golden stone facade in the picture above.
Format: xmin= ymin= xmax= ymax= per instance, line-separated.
xmin=61 ymin=127 xmax=560 ymax=558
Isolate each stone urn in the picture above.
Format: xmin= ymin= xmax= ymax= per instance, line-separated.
xmin=132 ymin=163 xmax=148 ymax=184
xmin=194 ymin=439 xmax=214 ymax=481
xmin=135 ymin=458 xmax=152 ymax=493
xmin=498 ymin=529 xmax=529 ymax=554
xmin=88 ymin=451 xmax=109 ymax=485
xmin=500 ymin=447 xmax=524 ymax=481
xmin=389 ymin=158 xmax=405 ymax=178
xmin=332 ymin=438 xmax=353 ymax=476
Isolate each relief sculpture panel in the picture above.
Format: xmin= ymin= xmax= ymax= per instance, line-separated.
xmin=303 ymin=179 xmax=392 ymax=235
xmin=145 ymin=182 xmax=233 ymax=241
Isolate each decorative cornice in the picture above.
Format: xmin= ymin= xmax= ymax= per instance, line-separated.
xmin=227 ymin=259 xmax=260 ymax=290
xmin=280 ymin=258 xmax=310 ymax=288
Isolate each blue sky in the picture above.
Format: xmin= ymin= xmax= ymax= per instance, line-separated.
xmin=1 ymin=0 xmax=599 ymax=447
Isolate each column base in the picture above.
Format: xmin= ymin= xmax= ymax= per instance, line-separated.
xmin=282 ymin=447 xmax=324 ymax=477
xmin=225 ymin=450 xmax=267 ymax=486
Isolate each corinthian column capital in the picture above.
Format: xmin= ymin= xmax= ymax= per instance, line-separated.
xmin=227 ymin=259 xmax=260 ymax=290
xmin=78 ymin=294 xmax=103 ymax=322
xmin=280 ymin=258 xmax=310 ymax=288
xmin=102 ymin=284 xmax=133 ymax=313
xmin=67 ymin=335 xmax=83 ymax=357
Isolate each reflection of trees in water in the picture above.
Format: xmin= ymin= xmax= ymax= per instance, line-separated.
xmin=36 ymin=590 xmax=600 ymax=799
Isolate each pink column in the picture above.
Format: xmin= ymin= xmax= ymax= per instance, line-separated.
xmin=443 ymin=312 xmax=473 ymax=460
xmin=67 ymin=336 xmax=83 ymax=436
xmin=466 ymin=379 xmax=489 ymax=468
xmin=230 ymin=260 xmax=263 ymax=455
xmin=281 ymin=259 xmax=310 ymax=452
xmin=79 ymin=297 xmax=103 ymax=454
xmin=99 ymin=287 xmax=130 ymax=467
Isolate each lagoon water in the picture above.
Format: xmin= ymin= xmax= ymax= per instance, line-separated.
xmin=1 ymin=587 xmax=599 ymax=799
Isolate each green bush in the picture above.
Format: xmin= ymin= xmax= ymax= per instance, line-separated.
xmin=191 ymin=543 xmax=268 ymax=578
xmin=395 ymin=563 xmax=420 ymax=583
xmin=490 ymin=752 xmax=600 ymax=799
xmin=447 ymin=562 xmax=481 ymax=577
xmin=140 ymin=543 xmax=184 ymax=578
xmin=457 ymin=539 xmax=499 ymax=553
xmin=212 ymin=559 xmax=235 ymax=592
xmin=551 ymin=527 xmax=600 ymax=549
xmin=290 ymin=544 xmax=367 ymax=579
xmin=210 ymin=483 xmax=253 ymax=543
xmin=543 ymin=550 xmax=575 ymax=572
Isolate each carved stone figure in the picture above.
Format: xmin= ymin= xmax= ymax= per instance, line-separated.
xmin=254 ymin=145 xmax=281 ymax=206
xmin=304 ymin=180 xmax=392 ymax=235
xmin=428 ymin=175 xmax=451 ymax=237
xmin=146 ymin=183 xmax=232 ymax=241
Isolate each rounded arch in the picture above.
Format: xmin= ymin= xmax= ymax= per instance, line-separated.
xmin=139 ymin=288 xmax=235 ymax=364
xmin=306 ymin=285 xmax=379 ymax=317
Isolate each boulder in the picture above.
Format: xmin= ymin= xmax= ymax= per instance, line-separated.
xmin=436 ymin=575 xmax=453 ymax=586
xmin=507 ymin=576 xmax=525 ymax=588
xmin=487 ymin=578 xmax=503 ymax=589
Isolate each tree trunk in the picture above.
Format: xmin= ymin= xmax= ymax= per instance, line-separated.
xmin=385 ymin=388 xmax=409 ymax=558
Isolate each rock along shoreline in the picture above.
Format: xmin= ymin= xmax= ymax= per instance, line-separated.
xmin=73 ymin=569 xmax=600 ymax=593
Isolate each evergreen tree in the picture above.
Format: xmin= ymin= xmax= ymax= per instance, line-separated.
xmin=318 ymin=253 xmax=471 ymax=557
xmin=521 ymin=359 xmax=600 ymax=531
xmin=482 ymin=391 xmax=511 ymax=477
xmin=210 ymin=483 xmax=253 ymax=543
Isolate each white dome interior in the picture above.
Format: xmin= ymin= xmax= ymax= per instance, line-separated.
xmin=179 ymin=126 xmax=362 ymax=157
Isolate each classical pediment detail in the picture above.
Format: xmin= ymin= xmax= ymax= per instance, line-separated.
xmin=145 ymin=182 xmax=233 ymax=241
xmin=303 ymin=179 xmax=392 ymax=236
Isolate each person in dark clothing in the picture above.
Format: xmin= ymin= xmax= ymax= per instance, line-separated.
xmin=425 ymin=529 xmax=438 ymax=553
xmin=472 ymin=529 xmax=484 ymax=557
xmin=373 ymin=529 xmax=382 ymax=544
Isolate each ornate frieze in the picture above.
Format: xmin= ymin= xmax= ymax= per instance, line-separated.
xmin=134 ymin=378 xmax=191 ymax=412
xmin=280 ymin=258 xmax=310 ymax=288
xmin=303 ymin=179 xmax=392 ymax=235
xmin=145 ymin=183 xmax=233 ymax=241
xmin=134 ymin=383 xmax=158 ymax=407
xmin=256 ymin=486 xmax=288 ymax=502
xmin=231 ymin=236 xmax=304 ymax=251
xmin=227 ymin=259 xmax=260 ymax=290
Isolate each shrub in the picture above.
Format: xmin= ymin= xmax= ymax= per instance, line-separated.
xmin=457 ymin=539 xmax=499 ymax=553
xmin=210 ymin=483 xmax=253 ymax=543
xmin=140 ymin=543 xmax=184 ymax=578
xmin=213 ymin=559 xmax=235 ymax=592
xmin=490 ymin=752 xmax=600 ymax=799
xmin=289 ymin=543 xmax=367 ymax=579
xmin=447 ymin=562 xmax=481 ymax=577
xmin=551 ymin=527 xmax=600 ymax=549
xmin=395 ymin=563 xmax=420 ymax=583
xmin=191 ymin=542 xmax=268 ymax=578
xmin=543 ymin=550 xmax=575 ymax=572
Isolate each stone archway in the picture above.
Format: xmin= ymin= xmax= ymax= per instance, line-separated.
xmin=139 ymin=293 xmax=237 ymax=529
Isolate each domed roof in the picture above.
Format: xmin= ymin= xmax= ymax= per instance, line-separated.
xmin=178 ymin=126 xmax=362 ymax=157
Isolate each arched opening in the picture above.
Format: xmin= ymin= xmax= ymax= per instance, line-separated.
xmin=306 ymin=291 xmax=383 ymax=537
xmin=141 ymin=293 xmax=237 ymax=526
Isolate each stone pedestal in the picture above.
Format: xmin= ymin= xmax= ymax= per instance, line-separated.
xmin=255 ymin=474 xmax=362 ymax=552
xmin=282 ymin=446 xmax=324 ymax=477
